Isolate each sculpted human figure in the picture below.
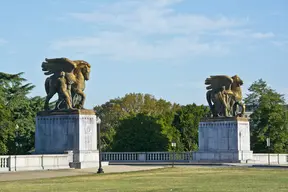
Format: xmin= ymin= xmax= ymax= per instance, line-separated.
xmin=53 ymin=71 xmax=73 ymax=110
xmin=42 ymin=57 xmax=91 ymax=111
xmin=205 ymin=75 xmax=245 ymax=117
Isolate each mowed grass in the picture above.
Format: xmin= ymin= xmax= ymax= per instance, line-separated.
xmin=0 ymin=167 xmax=287 ymax=192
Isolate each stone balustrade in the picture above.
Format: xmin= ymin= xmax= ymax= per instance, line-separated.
xmin=101 ymin=152 xmax=194 ymax=162
xmin=101 ymin=152 xmax=288 ymax=164
xmin=248 ymin=153 xmax=288 ymax=164
xmin=0 ymin=156 xmax=9 ymax=172
xmin=0 ymin=152 xmax=287 ymax=173
xmin=0 ymin=154 xmax=69 ymax=172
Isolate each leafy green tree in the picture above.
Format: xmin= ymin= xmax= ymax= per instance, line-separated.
xmin=111 ymin=113 xmax=182 ymax=152
xmin=244 ymin=79 xmax=288 ymax=153
xmin=158 ymin=111 xmax=184 ymax=151
xmin=173 ymin=104 xmax=210 ymax=151
xmin=94 ymin=93 xmax=180 ymax=151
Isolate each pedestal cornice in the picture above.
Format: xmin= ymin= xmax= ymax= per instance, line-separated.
xmin=201 ymin=117 xmax=249 ymax=122
xmin=37 ymin=109 xmax=96 ymax=116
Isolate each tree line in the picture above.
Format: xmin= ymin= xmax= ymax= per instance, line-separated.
xmin=0 ymin=72 xmax=287 ymax=155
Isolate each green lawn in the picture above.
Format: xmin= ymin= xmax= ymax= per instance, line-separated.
xmin=0 ymin=167 xmax=287 ymax=192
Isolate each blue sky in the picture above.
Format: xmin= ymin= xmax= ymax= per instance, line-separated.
xmin=0 ymin=0 xmax=287 ymax=108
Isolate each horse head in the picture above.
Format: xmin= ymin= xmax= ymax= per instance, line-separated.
xmin=231 ymin=75 xmax=243 ymax=87
xmin=76 ymin=61 xmax=91 ymax=81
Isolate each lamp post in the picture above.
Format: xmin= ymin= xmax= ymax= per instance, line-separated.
xmin=171 ymin=141 xmax=176 ymax=168
xmin=97 ymin=117 xmax=104 ymax=174
xmin=267 ymin=124 xmax=271 ymax=165
xmin=267 ymin=137 xmax=271 ymax=165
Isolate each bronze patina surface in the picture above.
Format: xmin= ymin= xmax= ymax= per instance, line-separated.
xmin=201 ymin=117 xmax=249 ymax=122
xmin=205 ymin=75 xmax=246 ymax=118
xmin=41 ymin=57 xmax=91 ymax=111
xmin=37 ymin=109 xmax=96 ymax=116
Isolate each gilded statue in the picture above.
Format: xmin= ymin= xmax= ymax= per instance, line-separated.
xmin=205 ymin=75 xmax=245 ymax=117
xmin=41 ymin=57 xmax=91 ymax=111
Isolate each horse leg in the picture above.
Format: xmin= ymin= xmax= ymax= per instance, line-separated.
xmin=238 ymin=102 xmax=246 ymax=117
xmin=232 ymin=101 xmax=237 ymax=116
xmin=206 ymin=91 xmax=213 ymax=110
xmin=222 ymin=93 xmax=228 ymax=117
xmin=74 ymin=89 xmax=86 ymax=109
xmin=207 ymin=91 xmax=218 ymax=117
xmin=55 ymin=97 xmax=62 ymax=110
xmin=44 ymin=90 xmax=56 ymax=110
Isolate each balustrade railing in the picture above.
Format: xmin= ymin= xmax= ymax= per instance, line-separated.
xmin=101 ymin=152 xmax=193 ymax=162
xmin=101 ymin=152 xmax=141 ymax=162
xmin=0 ymin=156 xmax=9 ymax=169
xmin=0 ymin=152 xmax=287 ymax=173
xmin=252 ymin=153 xmax=288 ymax=164
xmin=0 ymin=154 xmax=69 ymax=172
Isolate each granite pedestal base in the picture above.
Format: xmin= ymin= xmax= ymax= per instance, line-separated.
xmin=194 ymin=117 xmax=253 ymax=163
xmin=35 ymin=110 xmax=100 ymax=169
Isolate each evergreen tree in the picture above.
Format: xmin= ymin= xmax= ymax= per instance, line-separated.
xmin=0 ymin=72 xmax=44 ymax=154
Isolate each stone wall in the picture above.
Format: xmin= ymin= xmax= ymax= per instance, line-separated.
xmin=0 ymin=152 xmax=287 ymax=173
xmin=102 ymin=152 xmax=288 ymax=164
xmin=250 ymin=153 xmax=288 ymax=164
xmin=0 ymin=154 xmax=70 ymax=172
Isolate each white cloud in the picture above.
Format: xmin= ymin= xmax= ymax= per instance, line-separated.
xmin=271 ymin=40 xmax=288 ymax=47
xmin=50 ymin=0 xmax=274 ymax=60
xmin=251 ymin=32 xmax=275 ymax=39
xmin=0 ymin=38 xmax=7 ymax=45
xmin=219 ymin=30 xmax=275 ymax=40
xmin=51 ymin=32 xmax=229 ymax=60
xmin=68 ymin=0 xmax=243 ymax=35
xmin=219 ymin=29 xmax=251 ymax=37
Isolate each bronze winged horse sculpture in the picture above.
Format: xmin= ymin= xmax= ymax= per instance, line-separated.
xmin=205 ymin=75 xmax=246 ymax=117
xmin=41 ymin=57 xmax=91 ymax=111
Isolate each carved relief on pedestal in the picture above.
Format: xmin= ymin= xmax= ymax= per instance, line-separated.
xmin=84 ymin=123 xmax=93 ymax=150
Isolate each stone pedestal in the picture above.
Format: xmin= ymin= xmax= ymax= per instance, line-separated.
xmin=194 ymin=117 xmax=253 ymax=162
xmin=35 ymin=110 xmax=100 ymax=169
